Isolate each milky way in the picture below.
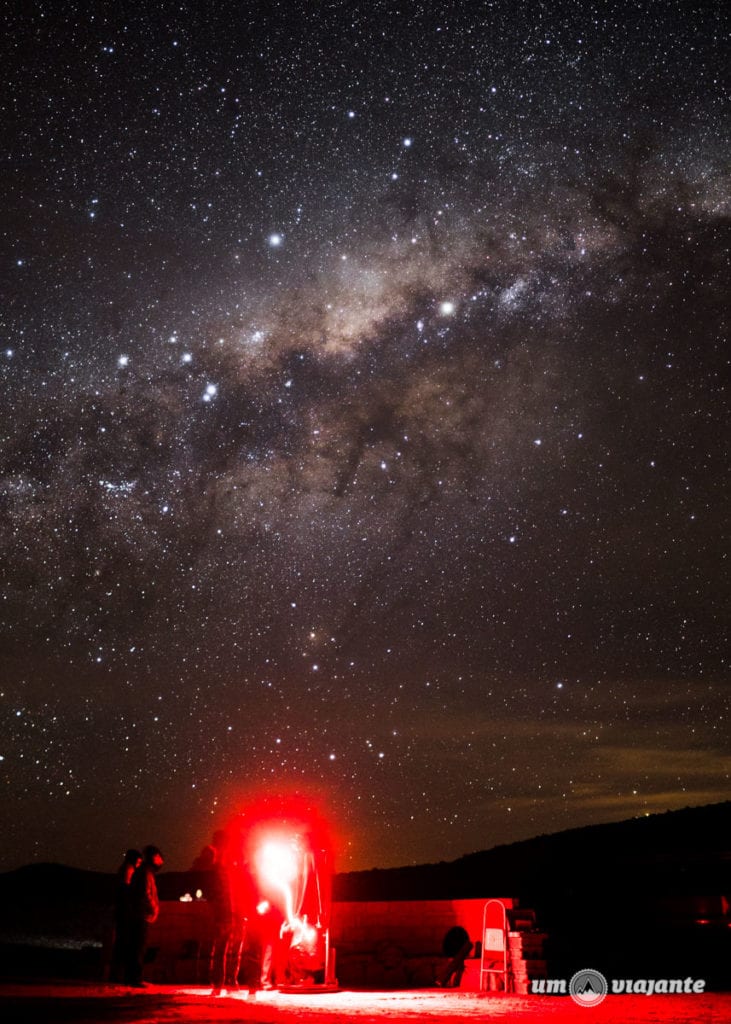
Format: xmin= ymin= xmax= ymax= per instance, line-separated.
xmin=1 ymin=1 xmax=729 ymax=872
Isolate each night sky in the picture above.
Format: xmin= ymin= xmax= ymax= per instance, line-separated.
xmin=1 ymin=1 xmax=728 ymax=875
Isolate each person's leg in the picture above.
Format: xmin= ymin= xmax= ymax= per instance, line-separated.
xmin=210 ymin=927 xmax=230 ymax=992
xmin=226 ymin=919 xmax=245 ymax=987
xmin=122 ymin=920 xmax=137 ymax=984
xmin=109 ymin=917 xmax=122 ymax=982
xmin=127 ymin=920 xmax=148 ymax=986
xmin=260 ymin=941 xmax=274 ymax=988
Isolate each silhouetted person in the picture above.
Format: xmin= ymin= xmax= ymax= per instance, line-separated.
xmin=192 ymin=843 xmax=217 ymax=871
xmin=207 ymin=830 xmax=234 ymax=995
xmin=109 ymin=848 xmax=142 ymax=983
xmin=436 ymin=926 xmax=473 ymax=988
xmin=226 ymin=860 xmax=255 ymax=988
xmin=125 ymin=844 xmax=164 ymax=986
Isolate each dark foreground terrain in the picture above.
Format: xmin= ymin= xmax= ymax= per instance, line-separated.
xmin=0 ymin=984 xmax=729 ymax=1024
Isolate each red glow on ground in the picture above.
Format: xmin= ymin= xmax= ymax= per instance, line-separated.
xmin=1 ymin=984 xmax=729 ymax=1023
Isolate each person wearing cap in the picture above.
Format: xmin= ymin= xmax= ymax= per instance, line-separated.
xmin=125 ymin=844 xmax=164 ymax=986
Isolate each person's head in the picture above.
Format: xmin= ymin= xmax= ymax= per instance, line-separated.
xmin=143 ymin=844 xmax=164 ymax=871
xmin=212 ymin=829 xmax=228 ymax=851
xmin=124 ymin=848 xmax=142 ymax=868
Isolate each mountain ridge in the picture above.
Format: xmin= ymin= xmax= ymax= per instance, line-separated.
xmin=1 ymin=799 xmax=727 ymax=904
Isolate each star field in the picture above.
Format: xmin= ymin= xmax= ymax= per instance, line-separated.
xmin=1 ymin=1 xmax=729 ymax=872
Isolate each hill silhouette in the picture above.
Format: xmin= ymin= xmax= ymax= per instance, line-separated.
xmin=334 ymin=799 xmax=730 ymax=901
xmin=335 ymin=801 xmax=730 ymax=986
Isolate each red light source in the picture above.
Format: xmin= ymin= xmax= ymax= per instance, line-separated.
xmin=256 ymin=836 xmax=303 ymax=928
xmin=230 ymin=794 xmax=337 ymax=989
xmin=258 ymin=839 xmax=299 ymax=889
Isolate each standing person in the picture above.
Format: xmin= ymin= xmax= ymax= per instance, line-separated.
xmin=125 ymin=845 xmax=164 ymax=987
xmin=226 ymin=860 xmax=255 ymax=989
xmin=208 ymin=830 xmax=234 ymax=995
xmin=109 ymin=848 xmax=142 ymax=982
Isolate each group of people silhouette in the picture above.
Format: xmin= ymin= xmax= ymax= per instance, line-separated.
xmin=110 ymin=829 xmax=292 ymax=993
xmin=109 ymin=844 xmax=165 ymax=987
xmin=193 ymin=828 xmax=293 ymax=994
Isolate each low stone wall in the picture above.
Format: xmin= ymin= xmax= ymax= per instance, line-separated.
xmin=145 ymin=897 xmax=514 ymax=989
xmin=331 ymin=897 xmax=513 ymax=988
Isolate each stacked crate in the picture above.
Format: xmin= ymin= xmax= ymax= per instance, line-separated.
xmin=506 ymin=910 xmax=547 ymax=994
